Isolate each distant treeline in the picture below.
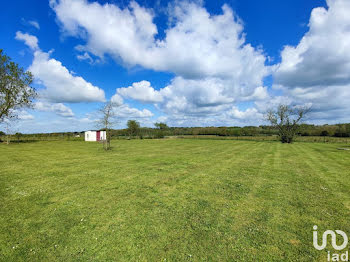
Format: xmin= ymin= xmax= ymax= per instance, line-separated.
xmin=2 ymin=123 xmax=349 ymax=141
xmin=112 ymin=126 xmax=275 ymax=138
xmin=112 ymin=123 xmax=350 ymax=138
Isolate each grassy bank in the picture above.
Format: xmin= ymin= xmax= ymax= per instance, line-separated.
xmin=1 ymin=139 xmax=349 ymax=261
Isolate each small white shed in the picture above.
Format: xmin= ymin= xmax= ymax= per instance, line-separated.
xmin=85 ymin=130 xmax=106 ymax=142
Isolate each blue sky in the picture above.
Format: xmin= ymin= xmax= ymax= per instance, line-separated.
xmin=2 ymin=0 xmax=349 ymax=133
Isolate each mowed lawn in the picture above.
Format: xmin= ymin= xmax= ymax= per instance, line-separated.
xmin=1 ymin=139 xmax=350 ymax=261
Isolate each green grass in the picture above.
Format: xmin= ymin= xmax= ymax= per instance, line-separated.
xmin=1 ymin=139 xmax=350 ymax=261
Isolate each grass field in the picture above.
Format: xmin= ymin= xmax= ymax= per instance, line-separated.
xmin=1 ymin=139 xmax=350 ymax=261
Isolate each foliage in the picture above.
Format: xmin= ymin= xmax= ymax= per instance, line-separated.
xmin=3 ymin=123 xmax=350 ymax=142
xmin=154 ymin=122 xmax=168 ymax=138
xmin=266 ymin=104 xmax=310 ymax=143
xmin=154 ymin=130 xmax=165 ymax=138
xmin=320 ymin=130 xmax=329 ymax=137
xmin=154 ymin=122 xmax=168 ymax=130
xmin=127 ymin=120 xmax=140 ymax=138
xmin=0 ymin=49 xmax=36 ymax=122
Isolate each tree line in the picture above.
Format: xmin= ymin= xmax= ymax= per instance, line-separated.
xmin=4 ymin=122 xmax=348 ymax=141
xmin=112 ymin=122 xmax=350 ymax=138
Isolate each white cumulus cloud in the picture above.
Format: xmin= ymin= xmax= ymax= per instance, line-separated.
xmin=276 ymin=0 xmax=350 ymax=88
xmin=50 ymin=0 xmax=269 ymax=80
xmin=16 ymin=32 xmax=106 ymax=103
xmin=29 ymin=50 xmax=105 ymax=103
xmin=17 ymin=110 xmax=35 ymax=120
xmin=110 ymin=93 xmax=124 ymax=106
xmin=35 ymin=101 xmax=74 ymax=117
xmin=114 ymin=105 xmax=153 ymax=118
xmin=227 ymin=106 xmax=261 ymax=120
xmin=117 ymin=81 xmax=163 ymax=103
xmin=274 ymin=0 xmax=350 ymax=122
xmin=51 ymin=0 xmax=271 ymax=122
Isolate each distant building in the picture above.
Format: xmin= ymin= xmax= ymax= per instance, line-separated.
xmin=85 ymin=130 xmax=106 ymax=142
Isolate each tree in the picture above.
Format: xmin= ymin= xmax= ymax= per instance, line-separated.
xmin=154 ymin=122 xmax=168 ymax=130
xmin=127 ymin=120 xmax=140 ymax=138
xmin=320 ymin=130 xmax=329 ymax=143
xmin=266 ymin=104 xmax=310 ymax=143
xmin=15 ymin=132 xmax=22 ymax=142
xmin=154 ymin=122 xmax=168 ymax=138
xmin=320 ymin=130 xmax=329 ymax=137
xmin=3 ymin=119 xmax=14 ymax=145
xmin=0 ymin=49 xmax=36 ymax=122
xmin=97 ymin=101 xmax=116 ymax=150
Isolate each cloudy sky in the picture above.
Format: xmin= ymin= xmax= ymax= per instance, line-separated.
xmin=1 ymin=0 xmax=349 ymax=133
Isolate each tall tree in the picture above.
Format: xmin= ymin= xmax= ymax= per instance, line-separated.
xmin=266 ymin=104 xmax=310 ymax=143
xmin=127 ymin=120 xmax=140 ymax=138
xmin=0 ymin=49 xmax=36 ymax=122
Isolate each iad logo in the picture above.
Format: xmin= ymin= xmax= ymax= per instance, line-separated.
xmin=313 ymin=225 xmax=349 ymax=261
xmin=313 ymin=225 xmax=348 ymax=250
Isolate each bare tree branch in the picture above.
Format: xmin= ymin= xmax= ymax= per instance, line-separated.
xmin=96 ymin=101 xmax=118 ymax=150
